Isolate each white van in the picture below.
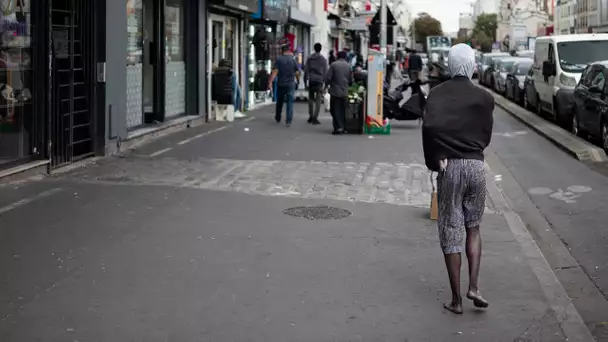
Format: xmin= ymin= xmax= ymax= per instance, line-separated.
xmin=532 ymin=34 xmax=608 ymax=125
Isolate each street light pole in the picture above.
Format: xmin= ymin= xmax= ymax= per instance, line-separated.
xmin=380 ymin=0 xmax=387 ymax=55
xmin=411 ymin=16 xmax=416 ymax=50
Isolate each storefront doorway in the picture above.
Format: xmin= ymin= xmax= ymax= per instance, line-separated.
xmin=126 ymin=0 xmax=186 ymax=130
xmin=50 ymin=0 xmax=96 ymax=167
xmin=208 ymin=14 xmax=240 ymax=116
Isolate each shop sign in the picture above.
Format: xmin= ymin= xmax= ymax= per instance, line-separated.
xmin=264 ymin=0 xmax=289 ymax=23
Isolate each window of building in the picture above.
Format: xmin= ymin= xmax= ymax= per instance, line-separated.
xmin=0 ymin=0 xmax=34 ymax=166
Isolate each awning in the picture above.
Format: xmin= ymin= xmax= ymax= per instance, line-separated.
xmin=345 ymin=16 xmax=372 ymax=31
xmin=289 ymin=6 xmax=317 ymax=26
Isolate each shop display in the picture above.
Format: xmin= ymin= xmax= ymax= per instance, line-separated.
xmin=0 ymin=0 xmax=33 ymax=164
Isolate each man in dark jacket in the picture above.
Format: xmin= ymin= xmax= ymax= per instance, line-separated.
xmin=304 ymin=43 xmax=328 ymax=125
xmin=408 ymin=50 xmax=423 ymax=80
xmin=325 ymin=51 xmax=353 ymax=135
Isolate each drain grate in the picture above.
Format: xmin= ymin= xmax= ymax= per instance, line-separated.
xmin=283 ymin=205 xmax=351 ymax=220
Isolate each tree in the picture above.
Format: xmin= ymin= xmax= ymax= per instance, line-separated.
xmin=472 ymin=13 xmax=497 ymax=42
xmin=471 ymin=31 xmax=493 ymax=53
xmin=410 ymin=13 xmax=443 ymax=48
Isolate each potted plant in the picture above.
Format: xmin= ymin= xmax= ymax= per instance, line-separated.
xmin=346 ymin=85 xmax=366 ymax=134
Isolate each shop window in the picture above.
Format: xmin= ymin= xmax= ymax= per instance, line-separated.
xmin=165 ymin=0 xmax=186 ymax=118
xmin=126 ymin=0 xmax=144 ymax=128
xmin=0 ymin=0 xmax=33 ymax=166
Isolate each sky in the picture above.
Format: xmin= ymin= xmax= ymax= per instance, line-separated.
xmin=406 ymin=0 xmax=474 ymax=33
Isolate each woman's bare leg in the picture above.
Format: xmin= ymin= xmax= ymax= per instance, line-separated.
xmin=465 ymin=226 xmax=489 ymax=308
xmin=443 ymin=253 xmax=463 ymax=314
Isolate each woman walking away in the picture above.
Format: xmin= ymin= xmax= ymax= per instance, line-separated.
xmin=422 ymin=43 xmax=494 ymax=315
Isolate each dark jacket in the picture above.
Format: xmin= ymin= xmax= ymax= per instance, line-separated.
xmin=304 ymin=53 xmax=328 ymax=86
xmin=212 ymin=67 xmax=233 ymax=105
xmin=326 ymin=59 xmax=352 ymax=98
xmin=422 ymin=76 xmax=494 ymax=171
xmin=409 ymin=54 xmax=423 ymax=71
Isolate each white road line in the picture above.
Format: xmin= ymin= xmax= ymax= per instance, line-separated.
xmin=149 ymin=147 xmax=173 ymax=157
xmin=176 ymin=126 xmax=228 ymax=145
xmin=0 ymin=188 xmax=63 ymax=216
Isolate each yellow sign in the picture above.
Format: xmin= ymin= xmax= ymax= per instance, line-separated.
xmin=375 ymin=70 xmax=383 ymax=122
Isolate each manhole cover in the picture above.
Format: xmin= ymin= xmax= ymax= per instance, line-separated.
xmin=283 ymin=206 xmax=351 ymax=220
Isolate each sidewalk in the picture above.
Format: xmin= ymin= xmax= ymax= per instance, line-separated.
xmin=0 ymin=104 xmax=581 ymax=341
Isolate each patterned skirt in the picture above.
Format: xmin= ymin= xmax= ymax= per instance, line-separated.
xmin=436 ymin=159 xmax=486 ymax=254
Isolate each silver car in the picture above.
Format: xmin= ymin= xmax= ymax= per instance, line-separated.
xmin=493 ymin=57 xmax=518 ymax=94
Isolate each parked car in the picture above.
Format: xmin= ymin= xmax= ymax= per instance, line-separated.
xmin=571 ymin=61 xmax=608 ymax=152
xmin=473 ymin=54 xmax=481 ymax=78
xmin=505 ymin=58 xmax=534 ymax=105
xmin=533 ymin=34 xmax=608 ymax=127
xmin=515 ymin=50 xmax=534 ymax=58
xmin=493 ymin=57 xmax=519 ymax=94
xmin=479 ymin=52 xmax=510 ymax=86
xmin=484 ymin=55 xmax=512 ymax=89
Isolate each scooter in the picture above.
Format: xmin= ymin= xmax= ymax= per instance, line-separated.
xmin=383 ymin=78 xmax=428 ymax=121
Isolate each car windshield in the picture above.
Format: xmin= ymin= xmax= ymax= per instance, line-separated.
xmin=557 ymin=40 xmax=608 ymax=72
xmin=514 ymin=62 xmax=532 ymax=75
xmin=499 ymin=61 xmax=515 ymax=72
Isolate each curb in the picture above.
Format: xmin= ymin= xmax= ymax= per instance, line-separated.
xmin=484 ymin=152 xmax=597 ymax=342
xmin=477 ymin=85 xmax=608 ymax=162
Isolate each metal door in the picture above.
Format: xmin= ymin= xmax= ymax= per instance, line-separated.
xmin=50 ymin=0 xmax=95 ymax=167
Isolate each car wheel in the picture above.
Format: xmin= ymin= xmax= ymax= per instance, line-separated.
xmin=523 ymin=90 xmax=529 ymax=108
xmin=602 ymin=121 xmax=608 ymax=153
xmin=536 ymin=95 xmax=542 ymax=116
xmin=572 ymin=108 xmax=581 ymax=136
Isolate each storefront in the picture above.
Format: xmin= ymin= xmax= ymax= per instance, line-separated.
xmin=245 ymin=0 xmax=288 ymax=110
xmin=126 ymin=0 xmax=191 ymax=129
xmin=0 ymin=0 xmax=40 ymax=168
xmin=1 ymin=0 xmax=101 ymax=171
xmin=207 ymin=0 xmax=258 ymax=118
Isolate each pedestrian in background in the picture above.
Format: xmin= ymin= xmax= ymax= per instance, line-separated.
xmin=329 ymin=50 xmax=336 ymax=64
xmin=422 ymin=43 xmax=495 ymax=315
xmin=268 ymin=44 xmax=300 ymax=126
xmin=304 ymin=42 xmax=328 ymax=125
xmin=325 ymin=51 xmax=353 ymax=135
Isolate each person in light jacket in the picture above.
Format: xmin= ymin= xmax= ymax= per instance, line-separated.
xmin=422 ymin=44 xmax=495 ymax=315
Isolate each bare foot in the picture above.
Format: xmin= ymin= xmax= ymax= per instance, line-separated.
xmin=443 ymin=301 xmax=463 ymax=314
xmin=466 ymin=290 xmax=489 ymax=308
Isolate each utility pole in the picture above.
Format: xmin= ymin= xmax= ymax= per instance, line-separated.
xmin=380 ymin=0 xmax=387 ymax=55
xmin=411 ymin=16 xmax=416 ymax=50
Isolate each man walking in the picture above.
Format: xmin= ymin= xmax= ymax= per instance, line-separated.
xmin=408 ymin=50 xmax=423 ymax=95
xmin=325 ymin=51 xmax=352 ymax=135
xmin=304 ymin=43 xmax=328 ymax=125
xmin=268 ymin=44 xmax=300 ymax=126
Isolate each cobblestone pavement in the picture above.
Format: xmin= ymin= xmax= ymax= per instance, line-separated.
xmin=57 ymin=156 xmax=495 ymax=211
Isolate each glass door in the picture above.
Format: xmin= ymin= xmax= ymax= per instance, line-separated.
xmin=126 ymin=0 xmax=146 ymax=128
xmin=164 ymin=0 xmax=185 ymax=118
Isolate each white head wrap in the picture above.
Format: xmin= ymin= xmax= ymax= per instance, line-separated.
xmin=447 ymin=43 xmax=476 ymax=79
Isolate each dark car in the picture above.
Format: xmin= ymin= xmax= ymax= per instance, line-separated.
xmin=479 ymin=52 xmax=510 ymax=86
xmin=571 ymin=61 xmax=608 ymax=152
xmin=505 ymin=58 xmax=533 ymax=105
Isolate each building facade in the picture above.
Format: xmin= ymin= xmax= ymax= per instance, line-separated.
xmin=555 ymin=0 xmax=576 ymax=34
xmin=575 ymin=0 xmax=599 ymax=32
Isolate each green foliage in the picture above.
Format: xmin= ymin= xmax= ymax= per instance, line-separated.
xmin=472 ymin=13 xmax=497 ymax=42
xmin=471 ymin=31 xmax=493 ymax=53
xmin=409 ymin=13 xmax=443 ymax=46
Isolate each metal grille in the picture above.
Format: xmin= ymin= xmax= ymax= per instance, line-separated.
xmin=50 ymin=0 xmax=94 ymax=168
